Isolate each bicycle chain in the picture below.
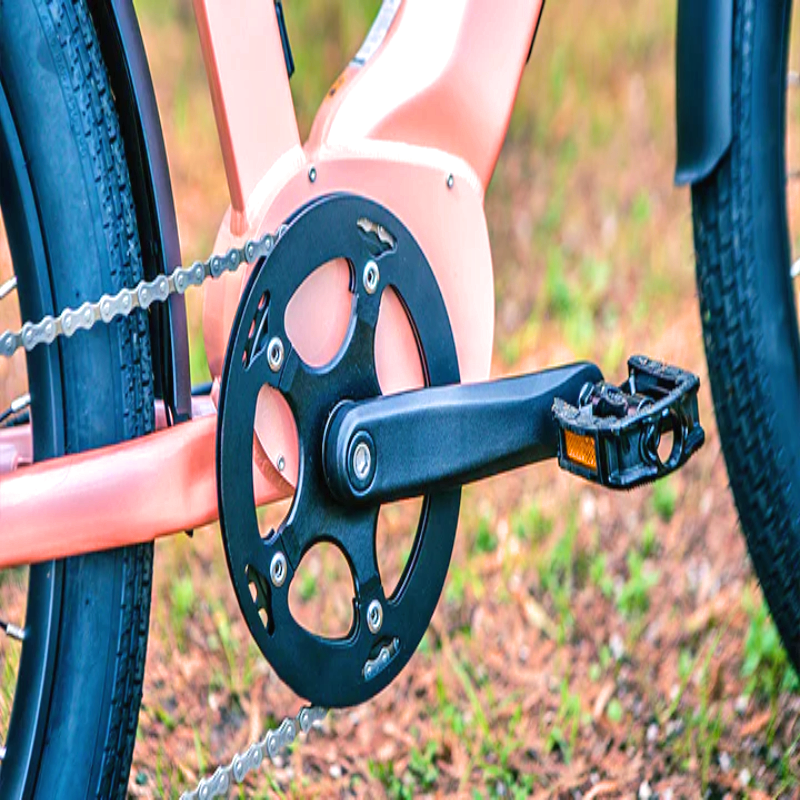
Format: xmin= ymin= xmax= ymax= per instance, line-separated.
xmin=0 ymin=232 xmax=278 ymax=358
xmin=181 ymin=706 xmax=328 ymax=800
xmin=0 ymin=228 xmax=332 ymax=794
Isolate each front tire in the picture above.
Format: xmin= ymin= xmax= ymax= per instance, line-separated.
xmin=692 ymin=0 xmax=800 ymax=668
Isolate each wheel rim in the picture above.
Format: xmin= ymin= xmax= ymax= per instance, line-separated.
xmin=0 ymin=75 xmax=64 ymax=799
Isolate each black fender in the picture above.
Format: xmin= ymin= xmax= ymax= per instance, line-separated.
xmin=674 ymin=0 xmax=734 ymax=186
xmin=88 ymin=0 xmax=192 ymax=422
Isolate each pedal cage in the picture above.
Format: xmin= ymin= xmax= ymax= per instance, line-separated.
xmin=553 ymin=355 xmax=705 ymax=489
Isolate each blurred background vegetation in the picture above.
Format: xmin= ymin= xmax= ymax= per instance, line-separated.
xmin=117 ymin=1 xmax=799 ymax=796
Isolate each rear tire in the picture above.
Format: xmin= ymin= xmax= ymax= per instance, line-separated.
xmin=692 ymin=0 xmax=800 ymax=668
xmin=0 ymin=1 xmax=154 ymax=797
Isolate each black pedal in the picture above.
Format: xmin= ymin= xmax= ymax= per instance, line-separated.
xmin=553 ymin=355 xmax=704 ymax=489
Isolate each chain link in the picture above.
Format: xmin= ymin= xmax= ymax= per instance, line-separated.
xmin=180 ymin=706 xmax=328 ymax=800
xmin=0 ymin=233 xmax=277 ymax=359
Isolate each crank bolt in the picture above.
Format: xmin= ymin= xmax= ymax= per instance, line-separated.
xmin=348 ymin=433 xmax=376 ymax=491
xmin=270 ymin=552 xmax=287 ymax=588
xmin=352 ymin=441 xmax=372 ymax=482
xmin=366 ymin=599 xmax=383 ymax=634
xmin=363 ymin=261 xmax=380 ymax=295
xmin=308 ymin=166 xmax=317 ymax=183
xmin=267 ymin=337 xmax=285 ymax=372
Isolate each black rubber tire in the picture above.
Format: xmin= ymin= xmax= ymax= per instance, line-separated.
xmin=0 ymin=1 xmax=154 ymax=798
xmin=692 ymin=0 xmax=800 ymax=668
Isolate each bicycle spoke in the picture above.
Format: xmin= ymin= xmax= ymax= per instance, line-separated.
xmin=0 ymin=393 xmax=30 ymax=428
xmin=0 ymin=276 xmax=16 ymax=302
xmin=0 ymin=619 xmax=26 ymax=642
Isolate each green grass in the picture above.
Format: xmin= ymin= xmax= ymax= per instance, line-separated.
xmin=741 ymin=588 xmax=799 ymax=703
xmin=606 ymin=697 xmax=623 ymax=724
xmin=616 ymin=550 xmax=659 ymax=618
xmin=630 ymin=189 xmax=652 ymax=225
xmin=445 ymin=563 xmax=482 ymax=606
xmin=543 ymin=247 xmax=573 ymax=318
xmin=536 ymin=510 xmax=593 ymax=641
xmin=479 ymin=706 xmax=537 ymax=799
xmin=297 ymin=569 xmax=318 ymax=602
xmin=208 ymin=601 xmax=258 ymax=697
xmin=664 ymin=634 xmax=724 ymax=788
xmin=546 ymin=677 xmax=584 ymax=763
xmin=640 ymin=520 xmax=658 ymax=558
xmin=169 ymin=573 xmax=195 ymax=650
xmin=371 ymin=745 xmax=444 ymax=800
xmin=193 ymin=728 xmax=207 ymax=776
xmin=511 ymin=501 xmax=553 ymax=544
xmin=652 ymin=478 xmax=677 ymax=522
xmin=369 ymin=758 xmax=412 ymax=800
xmin=589 ymin=552 xmax=614 ymax=599
xmin=474 ymin=517 xmax=499 ymax=555
xmin=775 ymin=732 xmax=800 ymax=795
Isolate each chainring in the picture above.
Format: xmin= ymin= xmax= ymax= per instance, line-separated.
xmin=217 ymin=194 xmax=461 ymax=707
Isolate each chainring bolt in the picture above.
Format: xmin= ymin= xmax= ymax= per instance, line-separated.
xmin=366 ymin=599 xmax=383 ymax=634
xmin=267 ymin=337 xmax=285 ymax=372
xmin=270 ymin=552 xmax=287 ymax=588
xmin=363 ymin=261 xmax=380 ymax=295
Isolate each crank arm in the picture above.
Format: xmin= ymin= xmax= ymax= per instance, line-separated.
xmin=323 ymin=362 xmax=602 ymax=505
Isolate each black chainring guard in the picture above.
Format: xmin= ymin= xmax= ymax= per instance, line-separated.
xmin=217 ymin=194 xmax=461 ymax=707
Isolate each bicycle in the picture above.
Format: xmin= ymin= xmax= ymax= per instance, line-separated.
xmin=0 ymin=0 xmax=793 ymax=797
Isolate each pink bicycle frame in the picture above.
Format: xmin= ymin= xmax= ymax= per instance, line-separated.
xmin=0 ymin=0 xmax=544 ymax=568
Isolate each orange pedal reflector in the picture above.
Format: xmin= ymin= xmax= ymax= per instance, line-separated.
xmin=563 ymin=429 xmax=598 ymax=472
